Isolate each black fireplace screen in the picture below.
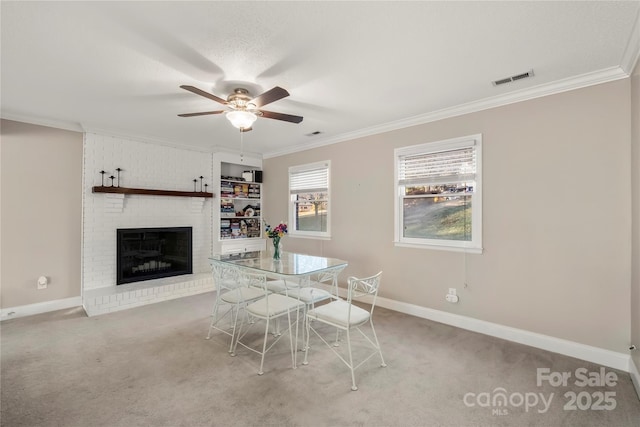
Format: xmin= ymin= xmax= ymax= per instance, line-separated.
xmin=117 ymin=227 xmax=193 ymax=285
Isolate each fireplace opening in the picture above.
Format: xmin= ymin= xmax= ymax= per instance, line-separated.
xmin=117 ymin=227 xmax=192 ymax=285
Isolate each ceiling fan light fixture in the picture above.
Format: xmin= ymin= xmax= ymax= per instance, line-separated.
xmin=226 ymin=110 xmax=257 ymax=130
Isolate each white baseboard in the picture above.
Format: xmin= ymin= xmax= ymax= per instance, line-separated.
xmin=630 ymin=357 xmax=640 ymax=400
xmin=1 ymin=296 xmax=83 ymax=321
xmin=366 ymin=294 xmax=631 ymax=372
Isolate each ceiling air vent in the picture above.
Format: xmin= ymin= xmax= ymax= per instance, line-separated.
xmin=492 ymin=69 xmax=534 ymax=86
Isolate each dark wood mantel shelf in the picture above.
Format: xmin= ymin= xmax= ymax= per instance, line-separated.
xmin=92 ymin=186 xmax=214 ymax=198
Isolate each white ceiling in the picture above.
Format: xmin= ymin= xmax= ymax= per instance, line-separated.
xmin=2 ymin=1 xmax=639 ymax=158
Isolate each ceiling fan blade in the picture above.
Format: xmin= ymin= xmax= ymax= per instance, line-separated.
xmin=249 ymin=86 xmax=289 ymax=108
xmin=178 ymin=110 xmax=225 ymax=117
xmin=259 ymin=110 xmax=304 ymax=124
xmin=180 ymin=85 xmax=228 ymax=105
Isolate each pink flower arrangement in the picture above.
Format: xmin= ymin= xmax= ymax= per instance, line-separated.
xmin=264 ymin=221 xmax=287 ymax=238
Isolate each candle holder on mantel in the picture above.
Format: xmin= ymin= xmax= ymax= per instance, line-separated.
xmin=115 ymin=168 xmax=122 ymax=187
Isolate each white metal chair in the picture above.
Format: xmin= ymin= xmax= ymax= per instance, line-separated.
xmin=279 ymin=271 xmax=340 ymax=349
xmin=232 ymin=270 xmax=305 ymax=375
xmin=303 ymin=271 xmax=386 ymax=391
xmin=206 ymin=262 xmax=266 ymax=353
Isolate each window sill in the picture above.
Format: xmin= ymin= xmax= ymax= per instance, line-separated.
xmin=394 ymin=241 xmax=483 ymax=254
xmin=290 ymin=233 xmax=331 ymax=241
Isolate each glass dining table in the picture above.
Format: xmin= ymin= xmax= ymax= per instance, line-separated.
xmin=208 ymin=250 xmax=348 ymax=287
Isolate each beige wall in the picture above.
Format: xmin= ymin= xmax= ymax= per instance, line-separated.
xmin=264 ymin=80 xmax=631 ymax=353
xmin=1 ymin=119 xmax=82 ymax=308
xmin=631 ymin=59 xmax=640 ymax=370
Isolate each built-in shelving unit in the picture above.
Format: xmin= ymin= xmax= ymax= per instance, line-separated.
xmin=92 ymin=186 xmax=213 ymax=198
xmin=213 ymin=153 xmax=265 ymax=254
xmin=220 ymin=178 xmax=261 ymax=240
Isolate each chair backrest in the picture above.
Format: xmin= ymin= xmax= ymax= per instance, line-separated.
xmin=314 ymin=271 xmax=336 ymax=285
xmin=309 ymin=270 xmax=339 ymax=295
xmin=235 ymin=268 xmax=267 ymax=292
xmin=209 ymin=260 xmax=242 ymax=293
xmin=347 ymin=271 xmax=383 ymax=312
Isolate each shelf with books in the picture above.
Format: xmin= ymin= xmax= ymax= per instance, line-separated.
xmin=220 ymin=218 xmax=261 ymax=240
xmin=220 ymin=180 xmax=261 ymax=199
xmin=220 ymin=199 xmax=260 ymax=218
xmin=215 ymin=157 xmax=265 ymax=254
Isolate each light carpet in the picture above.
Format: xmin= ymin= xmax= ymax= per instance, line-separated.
xmin=1 ymin=292 xmax=639 ymax=427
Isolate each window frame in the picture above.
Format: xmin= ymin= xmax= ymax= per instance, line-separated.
xmin=288 ymin=160 xmax=331 ymax=239
xmin=394 ymin=134 xmax=483 ymax=253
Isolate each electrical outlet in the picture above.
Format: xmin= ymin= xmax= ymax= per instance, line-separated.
xmin=37 ymin=276 xmax=48 ymax=290
xmin=448 ymin=288 xmax=457 ymax=296
xmin=445 ymin=293 xmax=459 ymax=303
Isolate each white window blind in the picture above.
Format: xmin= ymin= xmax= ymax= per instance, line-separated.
xmin=394 ymin=135 xmax=482 ymax=253
xmin=398 ymin=146 xmax=476 ymax=186
xmin=290 ymin=165 xmax=329 ymax=194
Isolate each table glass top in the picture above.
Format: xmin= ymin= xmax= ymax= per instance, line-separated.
xmin=209 ymin=251 xmax=348 ymax=276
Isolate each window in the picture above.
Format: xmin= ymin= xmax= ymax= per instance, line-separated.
xmin=394 ymin=135 xmax=482 ymax=252
xmin=289 ymin=161 xmax=330 ymax=238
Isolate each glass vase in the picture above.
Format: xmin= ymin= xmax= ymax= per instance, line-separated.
xmin=272 ymin=236 xmax=281 ymax=260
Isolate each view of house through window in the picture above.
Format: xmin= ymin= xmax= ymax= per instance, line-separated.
xmin=289 ymin=161 xmax=330 ymax=238
xmin=395 ymin=135 xmax=482 ymax=252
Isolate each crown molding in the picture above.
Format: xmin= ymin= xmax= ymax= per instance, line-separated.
xmin=0 ymin=111 xmax=257 ymax=156
xmin=621 ymin=7 xmax=640 ymax=75
xmin=209 ymin=145 xmax=263 ymax=160
xmin=81 ymin=126 xmax=215 ymax=154
xmin=264 ymin=66 xmax=629 ymax=159
xmin=0 ymin=111 xmax=84 ymax=133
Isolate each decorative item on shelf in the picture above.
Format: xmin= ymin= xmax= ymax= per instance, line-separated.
xmin=115 ymin=168 xmax=122 ymax=187
xmin=242 ymin=171 xmax=254 ymax=182
xmin=100 ymin=170 xmax=106 ymax=186
xmin=264 ymin=221 xmax=287 ymax=260
xmin=192 ymin=176 xmax=208 ymax=193
xmin=109 ymin=175 xmax=115 ymax=187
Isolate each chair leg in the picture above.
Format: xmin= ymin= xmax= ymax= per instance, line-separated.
xmin=206 ymin=297 xmax=223 ymax=340
xmin=333 ymin=328 xmax=341 ymax=347
xmin=369 ymin=319 xmax=387 ymax=367
xmin=231 ymin=310 xmax=247 ymax=357
xmin=302 ymin=312 xmax=311 ymax=365
xmin=345 ymin=328 xmax=357 ymax=391
xmin=298 ymin=305 xmax=310 ymax=352
xmin=228 ymin=305 xmax=241 ymax=354
xmin=258 ymin=318 xmax=270 ymax=376
xmin=287 ymin=309 xmax=296 ymax=369
xmin=272 ymin=318 xmax=282 ymax=336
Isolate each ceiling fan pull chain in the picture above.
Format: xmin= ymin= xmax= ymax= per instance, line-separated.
xmin=240 ymin=129 xmax=244 ymax=163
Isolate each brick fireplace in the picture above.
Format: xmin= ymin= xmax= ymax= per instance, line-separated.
xmin=81 ymin=133 xmax=214 ymax=316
